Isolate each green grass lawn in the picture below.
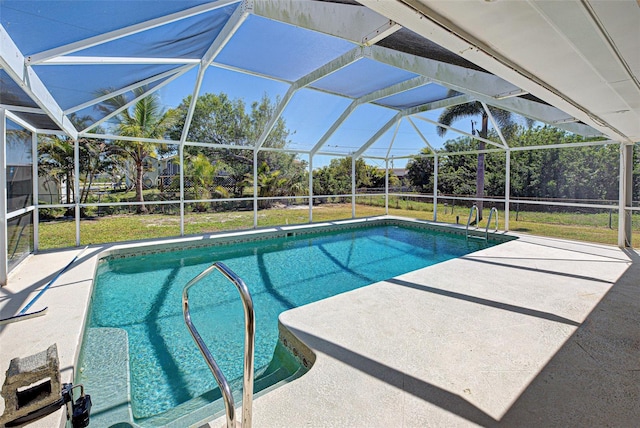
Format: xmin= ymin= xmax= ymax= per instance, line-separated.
xmin=37 ymin=200 xmax=639 ymax=250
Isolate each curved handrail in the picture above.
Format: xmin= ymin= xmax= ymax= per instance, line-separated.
xmin=466 ymin=205 xmax=479 ymax=240
xmin=485 ymin=207 xmax=499 ymax=240
xmin=182 ymin=262 xmax=255 ymax=428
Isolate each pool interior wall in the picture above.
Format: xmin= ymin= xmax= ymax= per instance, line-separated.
xmin=77 ymin=218 xmax=513 ymax=428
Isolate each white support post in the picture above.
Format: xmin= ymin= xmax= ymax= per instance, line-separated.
xmin=253 ymin=149 xmax=258 ymax=228
xmin=618 ymin=143 xmax=633 ymax=247
xmin=309 ymin=155 xmax=313 ymax=223
xmin=0 ymin=109 xmax=8 ymax=285
xmin=433 ymin=154 xmax=438 ymax=221
xmin=74 ymin=138 xmax=80 ymax=246
xmin=32 ymin=131 xmax=39 ymax=251
xmin=505 ymin=149 xmax=511 ymax=231
xmin=179 ymin=145 xmax=185 ymax=236
xmin=385 ymin=158 xmax=389 ymax=215
xmin=351 ymin=156 xmax=356 ymax=218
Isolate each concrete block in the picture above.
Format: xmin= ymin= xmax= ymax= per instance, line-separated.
xmin=0 ymin=344 xmax=61 ymax=425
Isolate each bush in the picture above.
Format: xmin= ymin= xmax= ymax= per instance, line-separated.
xmin=39 ymin=205 xmax=67 ymax=220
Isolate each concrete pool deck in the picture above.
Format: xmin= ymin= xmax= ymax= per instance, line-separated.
xmin=0 ymin=221 xmax=638 ymax=427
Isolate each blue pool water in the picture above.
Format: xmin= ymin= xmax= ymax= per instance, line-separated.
xmin=80 ymin=223 xmax=495 ymax=426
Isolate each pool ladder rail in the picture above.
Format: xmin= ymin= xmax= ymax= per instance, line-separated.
xmin=466 ymin=205 xmax=499 ymax=241
xmin=182 ymin=262 xmax=255 ymax=428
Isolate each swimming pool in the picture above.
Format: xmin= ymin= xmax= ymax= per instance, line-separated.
xmin=78 ymin=220 xmax=501 ymax=427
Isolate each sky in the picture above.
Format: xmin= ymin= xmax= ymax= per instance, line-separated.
xmin=157 ymin=62 xmax=495 ymax=170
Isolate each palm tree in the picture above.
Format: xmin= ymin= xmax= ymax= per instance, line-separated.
xmin=437 ymin=102 xmax=515 ymax=220
xmin=187 ymin=153 xmax=229 ymax=211
xmin=108 ymin=89 xmax=177 ymax=213
xmin=38 ymin=115 xmax=103 ymax=213
xmin=244 ymin=162 xmax=288 ymax=209
xmin=39 ymin=135 xmax=75 ymax=208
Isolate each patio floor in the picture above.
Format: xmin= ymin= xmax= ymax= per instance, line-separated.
xmin=1 ymin=222 xmax=638 ymax=427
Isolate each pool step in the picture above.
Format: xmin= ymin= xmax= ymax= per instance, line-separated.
xmin=76 ymin=328 xmax=133 ymax=428
xmin=143 ymin=342 xmax=308 ymax=428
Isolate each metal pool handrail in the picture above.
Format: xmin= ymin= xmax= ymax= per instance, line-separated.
xmin=485 ymin=207 xmax=499 ymax=240
xmin=466 ymin=204 xmax=480 ymax=240
xmin=182 ymin=262 xmax=255 ymax=428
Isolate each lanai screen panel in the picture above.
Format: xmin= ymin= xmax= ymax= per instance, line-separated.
xmin=73 ymin=7 xmax=237 ymax=60
xmin=34 ymin=64 xmax=185 ymax=112
xmin=376 ymin=84 xmax=460 ymax=110
xmin=310 ymin=58 xmax=419 ymax=98
xmin=72 ymin=75 xmax=183 ymax=131
xmin=320 ymin=103 xmax=397 ymax=155
xmin=279 ymin=89 xmax=353 ymax=152
xmin=0 ymin=71 xmax=38 ymax=108
xmin=215 ymin=14 xmax=356 ymax=82
xmin=1 ymin=1 xmax=220 ymax=55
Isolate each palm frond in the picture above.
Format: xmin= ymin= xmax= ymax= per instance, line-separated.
xmin=436 ymin=102 xmax=484 ymax=137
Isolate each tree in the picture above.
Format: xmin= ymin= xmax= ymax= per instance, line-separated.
xmin=111 ymin=89 xmax=177 ymax=213
xmin=38 ymin=115 xmax=110 ymax=213
xmin=169 ymin=92 xmax=305 ymax=198
xmin=39 ymin=135 xmax=75 ymax=207
xmin=312 ymin=157 xmax=386 ymax=201
xmin=406 ymin=148 xmax=435 ymax=192
xmin=187 ymin=153 xmax=229 ymax=211
xmin=437 ymin=102 xmax=517 ymax=220
xmin=244 ymin=161 xmax=288 ymax=208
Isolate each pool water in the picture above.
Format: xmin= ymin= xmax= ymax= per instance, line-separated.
xmin=79 ymin=224 xmax=493 ymax=426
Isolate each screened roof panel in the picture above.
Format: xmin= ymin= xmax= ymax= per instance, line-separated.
xmin=11 ymin=111 xmax=59 ymax=131
xmin=73 ymin=6 xmax=237 ymax=59
xmin=376 ymin=27 xmax=487 ymax=73
xmin=215 ymin=14 xmax=356 ymax=82
xmin=410 ymin=109 xmax=462 ymax=151
xmin=280 ymin=89 xmax=353 ymax=151
xmin=376 ymin=84 xmax=459 ymax=110
xmin=73 ymin=78 xmax=176 ymax=131
xmin=33 ymin=64 xmax=184 ymax=111
xmin=310 ymin=58 xmax=419 ymax=99
xmin=0 ymin=0 xmax=216 ymax=56
xmin=361 ymin=119 xmax=428 ymax=158
xmin=0 ymin=70 xmax=39 ymax=108
xmin=156 ymin=67 xmax=200 ymax=111
xmin=198 ymin=66 xmax=290 ymax=112
xmin=321 ymin=103 xmax=397 ymax=154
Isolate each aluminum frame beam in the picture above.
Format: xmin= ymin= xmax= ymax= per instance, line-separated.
xmin=180 ymin=2 xmax=251 ymax=146
xmin=1 ymin=25 xmax=77 ymax=139
xmin=0 ymin=109 xmax=7 ymax=285
xmin=482 ymin=101 xmax=509 ymax=149
xmin=406 ymin=117 xmax=435 ymax=153
xmin=355 ymin=112 xmax=403 ymax=157
xmin=37 ymin=57 xmax=200 ymax=65
xmin=310 ymin=75 xmax=431 ymax=155
xmin=412 ymin=115 xmax=505 ymax=150
xmin=255 ymin=47 xmax=363 ymax=150
xmin=253 ymin=0 xmax=399 ymax=45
